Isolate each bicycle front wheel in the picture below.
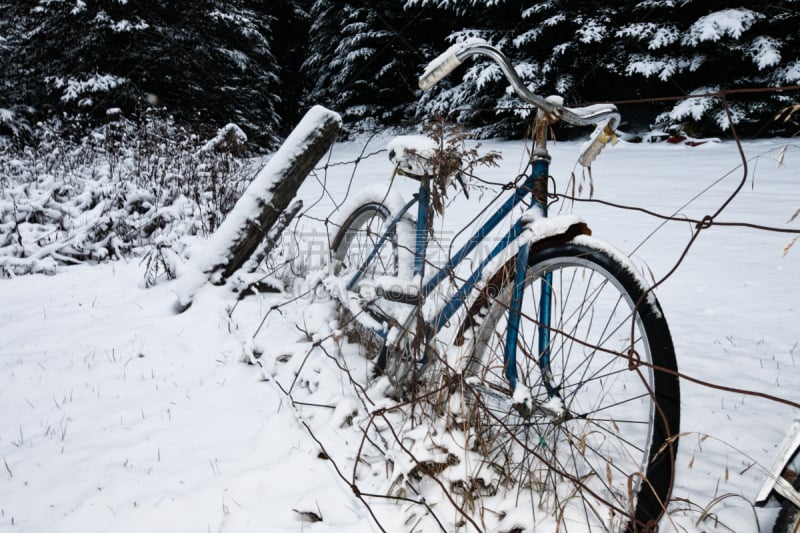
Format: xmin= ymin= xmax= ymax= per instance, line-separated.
xmin=458 ymin=241 xmax=680 ymax=532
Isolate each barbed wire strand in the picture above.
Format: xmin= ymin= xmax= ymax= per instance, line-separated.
xmin=235 ymin=84 xmax=799 ymax=531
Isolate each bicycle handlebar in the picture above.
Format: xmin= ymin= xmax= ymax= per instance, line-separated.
xmin=419 ymin=39 xmax=621 ymax=138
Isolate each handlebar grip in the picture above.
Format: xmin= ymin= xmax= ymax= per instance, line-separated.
xmin=578 ymin=122 xmax=617 ymax=168
xmin=419 ymin=38 xmax=488 ymax=90
xmin=419 ymin=47 xmax=463 ymax=90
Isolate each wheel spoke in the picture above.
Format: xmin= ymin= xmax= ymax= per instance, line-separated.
xmin=458 ymin=244 xmax=679 ymax=532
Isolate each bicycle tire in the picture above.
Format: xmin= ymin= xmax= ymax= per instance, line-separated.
xmin=331 ymin=201 xmax=399 ymax=277
xmin=774 ymin=476 xmax=800 ymax=533
xmin=457 ymin=241 xmax=680 ymax=532
xmin=330 ymin=200 xmax=415 ymax=358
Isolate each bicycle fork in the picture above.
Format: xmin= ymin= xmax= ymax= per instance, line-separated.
xmin=503 ymin=150 xmax=566 ymax=420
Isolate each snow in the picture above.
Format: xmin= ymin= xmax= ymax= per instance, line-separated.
xmin=53 ymin=74 xmax=128 ymax=103
xmin=625 ymin=54 xmax=691 ymax=81
xmin=386 ymin=134 xmax=437 ymax=176
xmin=70 ymin=0 xmax=86 ymax=15
xmin=405 ymin=0 xmax=503 ymax=8
xmin=667 ymin=87 xmax=719 ymax=122
xmin=474 ymin=62 xmax=501 ymax=90
xmin=575 ymin=19 xmax=607 ymax=44
xmin=102 ymin=16 xmax=149 ymax=33
xmin=2 ymin=135 xmax=800 ymax=532
xmin=682 ymin=9 xmax=761 ymax=46
xmin=0 ymin=108 xmax=14 ymax=122
xmin=649 ymin=25 xmax=680 ymax=49
xmin=552 ymin=42 xmax=570 ymax=56
xmin=616 ymin=19 xmax=685 ymax=51
xmin=521 ymin=2 xmax=556 ymax=18
xmin=616 ymin=22 xmax=656 ymax=40
xmin=511 ymin=28 xmax=542 ymax=48
xmin=750 ymin=36 xmax=782 ymax=70
xmin=543 ymin=13 xmax=566 ymax=27
xmin=197 ymin=123 xmax=248 ymax=155
xmin=780 ymin=60 xmax=800 ymax=83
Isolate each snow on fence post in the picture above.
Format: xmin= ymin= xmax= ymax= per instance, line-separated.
xmin=175 ymin=105 xmax=341 ymax=310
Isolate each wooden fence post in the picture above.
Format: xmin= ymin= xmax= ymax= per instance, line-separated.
xmin=176 ymin=105 xmax=341 ymax=309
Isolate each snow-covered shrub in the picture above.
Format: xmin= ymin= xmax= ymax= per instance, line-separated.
xmin=0 ymin=109 xmax=257 ymax=277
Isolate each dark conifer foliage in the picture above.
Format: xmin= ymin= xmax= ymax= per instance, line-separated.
xmin=611 ymin=0 xmax=800 ymax=134
xmin=1 ymin=0 xmax=283 ymax=147
xmin=1 ymin=1 xmax=798 ymax=144
xmin=270 ymin=0 xmax=313 ymax=136
xmin=302 ymin=1 xmax=447 ymax=133
xmin=414 ymin=0 xmax=629 ymax=137
xmin=412 ymin=0 xmax=800 ymax=136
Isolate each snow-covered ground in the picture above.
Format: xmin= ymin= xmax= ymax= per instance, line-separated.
xmin=1 ymin=135 xmax=798 ymax=532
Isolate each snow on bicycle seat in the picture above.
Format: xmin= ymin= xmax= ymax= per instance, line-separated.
xmin=388 ymin=135 xmax=460 ymax=180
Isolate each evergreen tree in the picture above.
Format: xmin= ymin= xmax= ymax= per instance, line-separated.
xmin=2 ymin=0 xmax=283 ymax=147
xmin=0 ymin=1 xmax=35 ymax=137
xmin=616 ymin=0 xmax=800 ymax=134
xmin=413 ymin=0 xmax=800 ymax=136
xmin=270 ymin=0 xmax=312 ymax=136
xmin=412 ymin=0 xmax=629 ymax=137
xmin=3 ymin=0 xmax=797 ymax=142
xmin=302 ymin=1 xmax=446 ymax=133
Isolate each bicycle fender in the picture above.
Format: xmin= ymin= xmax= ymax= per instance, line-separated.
xmin=455 ymin=215 xmax=591 ymax=347
xmin=477 ymin=214 xmax=590 ymax=289
xmin=519 ymin=213 xmax=592 ymax=255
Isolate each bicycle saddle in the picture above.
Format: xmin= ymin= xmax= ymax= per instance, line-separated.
xmin=387 ymin=135 xmax=461 ymax=181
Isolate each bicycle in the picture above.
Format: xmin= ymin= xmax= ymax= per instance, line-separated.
xmin=326 ymin=39 xmax=680 ymax=532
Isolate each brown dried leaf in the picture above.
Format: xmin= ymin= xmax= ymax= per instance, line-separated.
xmin=775 ymin=104 xmax=800 ymax=123
xmin=569 ymin=171 xmax=577 ymax=202
xmin=775 ymin=104 xmax=800 ymax=122
xmin=784 ymin=237 xmax=798 ymax=256
xmin=777 ymin=144 xmax=788 ymax=167
xmin=421 ymin=115 xmax=502 ymax=221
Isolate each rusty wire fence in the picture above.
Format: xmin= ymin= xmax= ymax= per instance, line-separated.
xmin=227 ymin=87 xmax=800 ymax=533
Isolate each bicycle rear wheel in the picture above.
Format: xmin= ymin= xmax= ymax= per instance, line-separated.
xmin=457 ymin=241 xmax=680 ymax=532
xmin=331 ymin=201 xmax=401 ymax=279
xmin=330 ymin=200 xmax=415 ymax=359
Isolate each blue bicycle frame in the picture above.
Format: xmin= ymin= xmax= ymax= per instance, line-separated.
xmin=344 ymin=149 xmax=557 ymax=396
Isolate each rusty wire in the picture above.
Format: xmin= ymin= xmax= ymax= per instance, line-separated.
xmin=238 ymin=84 xmax=799 ymax=532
